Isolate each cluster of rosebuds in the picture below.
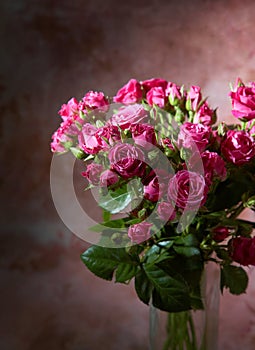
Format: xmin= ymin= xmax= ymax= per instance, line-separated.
xmin=51 ymin=78 xmax=255 ymax=267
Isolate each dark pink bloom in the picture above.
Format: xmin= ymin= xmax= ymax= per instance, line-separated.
xmin=229 ymin=80 xmax=255 ymax=121
xmin=168 ymin=170 xmax=207 ymax=210
xmin=142 ymin=170 xmax=167 ymax=203
xmin=97 ymin=124 xmax=121 ymax=146
xmin=99 ymin=170 xmax=119 ymax=187
xmin=82 ymin=163 xmax=104 ymax=185
xmin=201 ymin=151 xmax=227 ymax=184
xmin=78 ymin=123 xmax=108 ymax=154
xmin=109 ymin=143 xmax=145 ymax=178
xmin=177 ymin=122 xmax=212 ymax=153
xmin=157 ymin=201 xmax=176 ymax=221
xmin=146 ymin=86 xmax=166 ymax=108
xmin=165 ymin=82 xmax=182 ymax=105
xmin=221 ymin=130 xmax=255 ymax=166
xmin=230 ymin=237 xmax=255 ymax=266
xmin=161 ymin=138 xmax=175 ymax=151
xmin=212 ymin=226 xmax=230 ymax=242
xmin=128 ymin=222 xmax=152 ymax=244
xmin=193 ymin=102 xmax=215 ymax=126
xmin=132 ymin=124 xmax=156 ymax=150
xmin=111 ymin=104 xmax=148 ymax=130
xmin=113 ymin=79 xmax=143 ymax=104
xmin=82 ymin=91 xmax=109 ymax=111
xmin=141 ymin=78 xmax=168 ymax=93
xmin=186 ymin=85 xmax=202 ymax=111
xmin=58 ymin=97 xmax=80 ymax=121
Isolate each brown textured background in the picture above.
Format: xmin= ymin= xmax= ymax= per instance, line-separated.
xmin=1 ymin=0 xmax=255 ymax=349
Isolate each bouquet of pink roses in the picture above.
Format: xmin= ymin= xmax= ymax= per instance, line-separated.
xmin=51 ymin=77 xmax=255 ymax=349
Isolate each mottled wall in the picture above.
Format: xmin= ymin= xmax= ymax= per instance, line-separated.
xmin=1 ymin=1 xmax=255 ymax=349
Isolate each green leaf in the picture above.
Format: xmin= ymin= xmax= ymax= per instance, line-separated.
xmin=115 ymin=263 xmax=138 ymax=283
xmin=135 ymin=268 xmax=153 ymax=305
xmin=174 ymin=234 xmax=199 ymax=247
xmin=220 ymin=265 xmax=248 ymax=295
xmin=70 ymin=147 xmax=86 ymax=159
xmin=143 ymin=264 xmax=191 ymax=312
xmin=173 ymin=246 xmax=200 ymax=257
xmin=80 ymin=245 xmax=138 ymax=281
xmin=99 ymin=185 xmax=132 ymax=214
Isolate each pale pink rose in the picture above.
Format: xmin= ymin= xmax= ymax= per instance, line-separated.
xmin=128 ymin=222 xmax=152 ymax=244
xmin=193 ymin=102 xmax=215 ymax=126
xmin=230 ymin=237 xmax=255 ymax=266
xmin=111 ymin=104 xmax=148 ymax=130
xmin=157 ymin=201 xmax=176 ymax=221
xmin=109 ymin=143 xmax=145 ymax=178
xmin=186 ymin=85 xmax=202 ymax=111
xmin=165 ymin=82 xmax=182 ymax=105
xmin=82 ymin=91 xmax=109 ymax=111
xmin=168 ymin=170 xmax=207 ymax=210
xmin=146 ymin=86 xmax=166 ymax=108
xmin=141 ymin=78 xmax=168 ymax=93
xmin=177 ymin=122 xmax=212 ymax=153
xmin=78 ymin=123 xmax=108 ymax=154
xmin=99 ymin=170 xmax=119 ymax=187
xmin=132 ymin=124 xmax=156 ymax=150
xmin=81 ymin=163 xmax=104 ymax=185
xmin=221 ymin=130 xmax=255 ymax=165
xmin=229 ymin=79 xmax=255 ymax=121
xmin=113 ymin=79 xmax=143 ymax=104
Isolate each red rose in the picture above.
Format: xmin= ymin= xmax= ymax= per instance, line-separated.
xmin=212 ymin=226 xmax=230 ymax=242
xmin=230 ymin=237 xmax=255 ymax=266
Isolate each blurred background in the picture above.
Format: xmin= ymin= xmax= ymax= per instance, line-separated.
xmin=1 ymin=0 xmax=255 ymax=349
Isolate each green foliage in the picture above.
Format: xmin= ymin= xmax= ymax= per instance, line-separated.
xmin=220 ymin=265 xmax=248 ymax=295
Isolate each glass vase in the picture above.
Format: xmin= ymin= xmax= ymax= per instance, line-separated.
xmin=149 ymin=263 xmax=220 ymax=350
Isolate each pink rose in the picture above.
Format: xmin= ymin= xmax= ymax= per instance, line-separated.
xmin=142 ymin=169 xmax=168 ymax=203
xmin=113 ymin=79 xmax=143 ymax=104
xmin=97 ymin=124 xmax=121 ymax=146
xmin=58 ymin=97 xmax=80 ymax=121
xmin=161 ymin=138 xmax=175 ymax=151
xmin=81 ymin=163 xmax=103 ymax=185
xmin=82 ymin=91 xmax=109 ymax=111
xmin=141 ymin=78 xmax=168 ymax=93
xmin=128 ymin=222 xmax=152 ymax=244
xmin=230 ymin=237 xmax=255 ymax=266
xmin=201 ymin=151 xmax=227 ymax=184
xmin=109 ymin=143 xmax=146 ymax=178
xmin=186 ymin=85 xmax=202 ymax=111
xmin=165 ymin=82 xmax=182 ymax=106
xmin=51 ymin=117 xmax=83 ymax=153
xmin=78 ymin=123 xmax=108 ymax=154
xmin=99 ymin=170 xmax=119 ymax=187
xmin=193 ymin=102 xmax=215 ymax=126
xmin=157 ymin=201 xmax=176 ymax=221
xmin=132 ymin=124 xmax=156 ymax=150
xmin=168 ymin=170 xmax=207 ymax=210
xmin=212 ymin=226 xmax=230 ymax=242
xmin=177 ymin=122 xmax=212 ymax=153
xmin=221 ymin=130 xmax=255 ymax=166
xmin=229 ymin=80 xmax=255 ymax=121
xmin=247 ymin=120 xmax=255 ymax=137
xmin=146 ymin=86 xmax=166 ymax=108
xmin=111 ymin=104 xmax=148 ymax=130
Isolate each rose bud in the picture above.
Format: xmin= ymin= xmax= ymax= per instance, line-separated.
xmin=157 ymin=201 xmax=176 ymax=222
xmin=99 ymin=170 xmax=119 ymax=187
xmin=212 ymin=226 xmax=230 ymax=242
xmin=128 ymin=222 xmax=153 ymax=244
